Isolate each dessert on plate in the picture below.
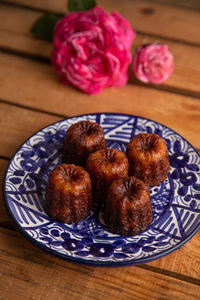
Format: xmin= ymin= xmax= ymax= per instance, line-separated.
xmin=45 ymin=122 xmax=171 ymax=236
xmin=126 ymin=133 xmax=170 ymax=186
xmin=104 ymin=176 xmax=153 ymax=236
xmin=63 ymin=120 xmax=106 ymax=167
xmin=86 ymin=148 xmax=129 ymax=208
xmin=45 ymin=164 xmax=92 ymax=223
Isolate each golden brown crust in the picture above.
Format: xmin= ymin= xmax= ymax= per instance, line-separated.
xmin=86 ymin=148 xmax=129 ymax=207
xmin=126 ymin=133 xmax=170 ymax=186
xmin=104 ymin=176 xmax=152 ymax=236
xmin=45 ymin=164 xmax=92 ymax=223
xmin=63 ymin=121 xmax=106 ymax=166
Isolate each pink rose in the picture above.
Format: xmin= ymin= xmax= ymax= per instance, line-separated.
xmin=51 ymin=6 xmax=135 ymax=94
xmin=133 ymin=44 xmax=173 ymax=84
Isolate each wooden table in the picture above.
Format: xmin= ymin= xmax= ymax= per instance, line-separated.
xmin=0 ymin=0 xmax=200 ymax=299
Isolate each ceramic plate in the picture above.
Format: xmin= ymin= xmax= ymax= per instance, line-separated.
xmin=4 ymin=113 xmax=200 ymax=266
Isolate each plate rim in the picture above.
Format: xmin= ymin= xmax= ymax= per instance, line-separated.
xmin=3 ymin=112 xmax=200 ymax=266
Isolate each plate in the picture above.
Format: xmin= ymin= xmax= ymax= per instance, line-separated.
xmin=3 ymin=113 xmax=200 ymax=266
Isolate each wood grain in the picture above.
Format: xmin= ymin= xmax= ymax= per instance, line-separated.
xmin=0 ymin=227 xmax=200 ymax=300
xmin=2 ymin=0 xmax=200 ymax=45
xmin=0 ymin=102 xmax=60 ymax=157
xmin=0 ymin=4 xmax=51 ymax=58
xmin=1 ymin=4 xmax=200 ymax=96
xmin=150 ymin=0 xmax=200 ymax=9
xmin=0 ymin=52 xmax=200 ymax=150
xmin=0 ymin=159 xmax=12 ymax=228
xmin=148 ymin=230 xmax=200 ymax=279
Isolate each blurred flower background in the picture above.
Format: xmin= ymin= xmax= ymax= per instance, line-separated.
xmin=31 ymin=0 xmax=173 ymax=94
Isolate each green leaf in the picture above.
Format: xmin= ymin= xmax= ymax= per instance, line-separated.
xmin=31 ymin=12 xmax=62 ymax=42
xmin=68 ymin=0 xmax=96 ymax=12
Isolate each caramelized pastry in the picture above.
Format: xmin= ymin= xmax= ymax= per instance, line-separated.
xmin=126 ymin=133 xmax=170 ymax=186
xmin=86 ymin=148 xmax=129 ymax=207
xmin=45 ymin=164 xmax=92 ymax=223
xmin=104 ymin=176 xmax=152 ymax=236
xmin=63 ymin=120 xmax=106 ymax=166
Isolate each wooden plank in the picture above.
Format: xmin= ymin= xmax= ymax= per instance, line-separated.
xmin=5 ymin=0 xmax=200 ymax=11
xmin=148 ymin=230 xmax=200 ymax=279
xmin=0 ymin=52 xmax=200 ymax=150
xmin=0 ymin=4 xmax=51 ymax=58
xmin=2 ymin=0 xmax=200 ymax=45
xmin=1 ymin=4 xmax=200 ymax=96
xmin=152 ymin=0 xmax=200 ymax=10
xmin=0 ymin=103 xmax=200 ymax=280
xmin=0 ymin=159 xmax=12 ymax=228
xmin=0 ymin=227 xmax=200 ymax=300
xmin=0 ymin=102 xmax=61 ymax=158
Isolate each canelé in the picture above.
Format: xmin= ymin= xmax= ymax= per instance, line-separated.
xmin=45 ymin=164 xmax=92 ymax=223
xmin=104 ymin=176 xmax=152 ymax=236
xmin=63 ymin=120 xmax=106 ymax=166
xmin=86 ymin=148 xmax=129 ymax=207
xmin=126 ymin=133 xmax=170 ymax=186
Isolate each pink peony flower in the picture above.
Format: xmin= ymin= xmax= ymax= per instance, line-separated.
xmin=51 ymin=6 xmax=135 ymax=94
xmin=133 ymin=44 xmax=173 ymax=84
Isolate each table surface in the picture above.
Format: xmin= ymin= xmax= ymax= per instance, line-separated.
xmin=0 ymin=0 xmax=200 ymax=299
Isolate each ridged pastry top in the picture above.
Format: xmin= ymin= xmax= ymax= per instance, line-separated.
xmin=107 ymin=176 xmax=150 ymax=205
xmin=86 ymin=148 xmax=129 ymax=180
xmin=63 ymin=120 xmax=106 ymax=166
xmin=104 ymin=176 xmax=152 ymax=236
xmin=127 ymin=133 xmax=168 ymax=164
xmin=46 ymin=164 xmax=91 ymax=196
xmin=65 ymin=120 xmax=106 ymax=149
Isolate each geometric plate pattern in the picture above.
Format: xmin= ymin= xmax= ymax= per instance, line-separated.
xmin=3 ymin=113 xmax=200 ymax=266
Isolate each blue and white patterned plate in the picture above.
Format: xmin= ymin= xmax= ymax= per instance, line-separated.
xmin=3 ymin=113 xmax=200 ymax=266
